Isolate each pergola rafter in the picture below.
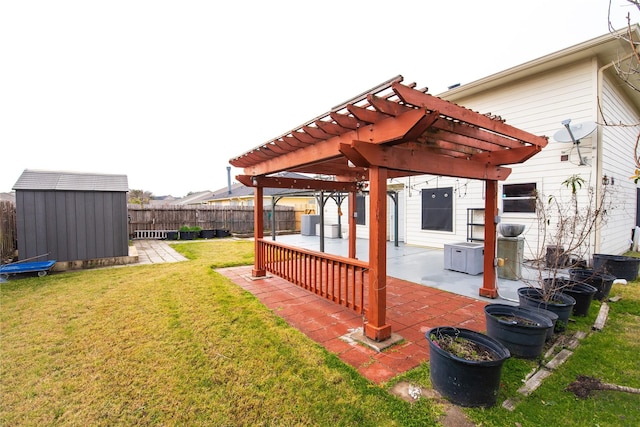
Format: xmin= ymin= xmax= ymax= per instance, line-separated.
xmin=229 ymin=75 xmax=548 ymax=342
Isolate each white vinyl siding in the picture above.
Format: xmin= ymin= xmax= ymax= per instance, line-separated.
xmin=312 ymin=53 xmax=638 ymax=262
xmin=598 ymin=72 xmax=640 ymax=254
xmin=433 ymin=60 xmax=600 ymax=259
xmin=404 ymin=177 xmax=486 ymax=249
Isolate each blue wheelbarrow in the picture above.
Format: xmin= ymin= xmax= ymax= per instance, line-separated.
xmin=0 ymin=260 xmax=57 ymax=281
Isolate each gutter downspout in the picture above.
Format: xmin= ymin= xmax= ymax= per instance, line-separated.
xmin=595 ymin=52 xmax=635 ymax=253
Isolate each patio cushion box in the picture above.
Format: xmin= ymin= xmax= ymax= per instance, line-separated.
xmin=444 ymin=242 xmax=484 ymax=275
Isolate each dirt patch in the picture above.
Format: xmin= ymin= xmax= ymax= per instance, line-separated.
xmin=441 ymin=405 xmax=476 ymax=427
xmin=566 ymin=375 xmax=603 ymax=398
xmin=389 ymin=382 xmax=476 ymax=426
xmin=566 ymin=375 xmax=640 ymax=398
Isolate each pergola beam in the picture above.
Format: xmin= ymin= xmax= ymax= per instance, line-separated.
xmin=244 ymin=108 xmax=432 ymax=176
xmin=345 ymin=141 xmax=512 ymax=181
xmin=237 ymin=174 xmax=358 ymax=192
xmin=392 ymin=82 xmax=549 ymax=148
xmin=471 ymin=145 xmax=542 ymax=165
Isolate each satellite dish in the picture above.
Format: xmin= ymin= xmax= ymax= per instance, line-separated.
xmin=552 ymin=119 xmax=596 ymax=166
xmin=553 ymin=120 xmax=597 ymax=143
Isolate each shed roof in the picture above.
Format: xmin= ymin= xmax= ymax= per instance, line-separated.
xmin=13 ymin=169 xmax=129 ymax=192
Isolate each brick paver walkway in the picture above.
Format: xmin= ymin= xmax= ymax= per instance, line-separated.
xmin=217 ymin=266 xmax=487 ymax=384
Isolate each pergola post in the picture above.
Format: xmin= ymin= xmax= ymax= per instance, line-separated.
xmin=348 ymin=190 xmax=357 ymax=259
xmin=252 ymin=186 xmax=266 ymax=277
xmin=480 ymin=179 xmax=499 ymax=298
xmin=364 ymin=166 xmax=392 ymax=341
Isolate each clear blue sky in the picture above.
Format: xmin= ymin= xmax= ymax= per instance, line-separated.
xmin=1 ymin=0 xmax=638 ymax=197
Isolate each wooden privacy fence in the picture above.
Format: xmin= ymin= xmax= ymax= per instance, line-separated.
xmin=1 ymin=201 xmax=17 ymax=260
xmin=257 ymin=239 xmax=368 ymax=314
xmin=127 ymin=205 xmax=296 ymax=237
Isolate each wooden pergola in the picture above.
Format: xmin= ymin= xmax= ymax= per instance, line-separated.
xmin=230 ymin=75 xmax=548 ymax=342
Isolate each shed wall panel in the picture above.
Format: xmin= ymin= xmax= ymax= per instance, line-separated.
xmin=75 ymin=192 xmax=88 ymax=259
xmin=85 ymin=192 xmax=97 ymax=259
xmin=65 ymin=192 xmax=78 ymax=261
xmin=34 ymin=192 xmax=47 ymax=259
xmin=94 ymin=193 xmax=106 ymax=258
xmin=15 ymin=189 xmax=128 ymax=262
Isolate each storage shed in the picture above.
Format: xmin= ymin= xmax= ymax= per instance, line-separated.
xmin=12 ymin=169 xmax=129 ymax=266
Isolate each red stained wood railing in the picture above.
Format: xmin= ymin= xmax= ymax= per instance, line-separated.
xmin=257 ymin=239 xmax=368 ymax=314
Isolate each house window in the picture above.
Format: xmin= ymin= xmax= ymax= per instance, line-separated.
xmin=421 ymin=187 xmax=453 ymax=231
xmin=355 ymin=194 xmax=366 ymax=225
xmin=502 ymin=183 xmax=536 ymax=213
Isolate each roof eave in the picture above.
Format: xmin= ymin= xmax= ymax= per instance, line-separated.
xmin=440 ymin=24 xmax=640 ymax=102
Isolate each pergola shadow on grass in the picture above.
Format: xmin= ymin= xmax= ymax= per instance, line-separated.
xmin=230 ymin=75 xmax=548 ymax=342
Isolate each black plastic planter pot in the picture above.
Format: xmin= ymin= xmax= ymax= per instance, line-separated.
xmin=562 ymin=283 xmax=598 ymax=316
xmin=592 ymin=254 xmax=640 ymax=281
xmin=165 ymin=231 xmax=178 ymax=240
xmin=215 ymin=229 xmax=231 ymax=238
xmin=569 ymin=269 xmax=616 ymax=300
xmin=426 ymin=327 xmax=510 ymax=407
xmin=484 ymin=304 xmax=553 ymax=359
xmin=179 ymin=231 xmax=198 ymax=240
xmin=200 ymin=229 xmax=216 ymax=239
xmin=519 ymin=306 xmax=558 ymax=341
xmin=517 ymin=287 xmax=576 ymax=332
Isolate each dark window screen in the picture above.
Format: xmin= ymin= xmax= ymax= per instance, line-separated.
xmin=356 ymin=194 xmax=366 ymax=225
xmin=421 ymin=187 xmax=453 ymax=231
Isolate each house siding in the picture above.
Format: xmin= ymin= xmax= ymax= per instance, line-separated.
xmin=274 ymin=39 xmax=640 ymax=263
xmin=396 ymin=61 xmax=598 ymax=258
xmin=599 ymin=72 xmax=640 ymax=254
xmin=404 ymin=178 xmax=486 ymax=249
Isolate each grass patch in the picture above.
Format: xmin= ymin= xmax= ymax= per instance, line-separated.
xmin=1 ymin=240 xmax=439 ymax=426
xmin=2 ymin=239 xmax=639 ymax=425
xmin=462 ymin=282 xmax=640 ymax=426
xmin=385 ymin=283 xmax=640 ymax=426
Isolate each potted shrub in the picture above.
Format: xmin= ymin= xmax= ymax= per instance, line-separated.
xmin=426 ymin=327 xmax=510 ymax=407
xmin=484 ymin=304 xmax=553 ymax=359
xmin=520 ymin=174 xmax=611 ymax=324
xmin=179 ymin=225 xmax=201 ymax=240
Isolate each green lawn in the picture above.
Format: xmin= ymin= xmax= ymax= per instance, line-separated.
xmin=0 ymin=240 xmax=440 ymax=426
xmin=1 ymin=240 xmax=639 ymax=426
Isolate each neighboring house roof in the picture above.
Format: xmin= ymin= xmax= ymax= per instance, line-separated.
xmin=0 ymin=192 xmax=16 ymax=203
xmin=210 ymin=172 xmax=317 ymax=201
xmin=441 ymin=25 xmax=640 ymax=110
xmin=148 ymin=195 xmax=179 ymax=206
xmin=12 ymin=169 xmax=128 ymax=192
xmin=173 ymin=191 xmax=215 ymax=205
